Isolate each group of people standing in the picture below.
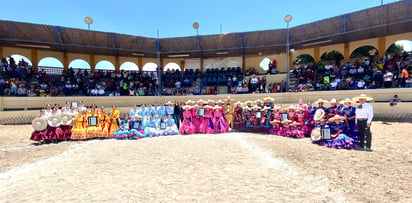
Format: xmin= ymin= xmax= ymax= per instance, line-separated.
xmin=30 ymin=94 xmax=374 ymax=151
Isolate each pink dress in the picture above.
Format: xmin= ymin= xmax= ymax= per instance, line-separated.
xmin=269 ymin=124 xmax=280 ymax=135
xmin=213 ymin=110 xmax=229 ymax=133
xmin=179 ymin=110 xmax=196 ymax=134
xmin=291 ymin=126 xmax=305 ymax=138
xmin=191 ymin=109 xmax=201 ymax=133
xmin=199 ymin=109 xmax=214 ymax=134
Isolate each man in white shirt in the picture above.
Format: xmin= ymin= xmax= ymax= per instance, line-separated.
xmin=354 ymin=94 xmax=374 ymax=151
xmin=383 ymin=70 xmax=393 ymax=88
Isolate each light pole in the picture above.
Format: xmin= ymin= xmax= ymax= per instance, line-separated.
xmin=284 ymin=14 xmax=292 ymax=91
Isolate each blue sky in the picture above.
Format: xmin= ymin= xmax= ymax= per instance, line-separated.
xmin=1 ymin=0 xmax=401 ymax=38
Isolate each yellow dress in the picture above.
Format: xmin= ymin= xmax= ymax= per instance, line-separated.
xmin=98 ymin=111 xmax=110 ymax=138
xmin=71 ymin=114 xmax=87 ymax=140
xmin=86 ymin=111 xmax=99 ymax=139
xmin=108 ymin=109 xmax=120 ymax=137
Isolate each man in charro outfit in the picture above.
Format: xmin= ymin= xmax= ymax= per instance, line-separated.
xmin=223 ymin=96 xmax=235 ymax=131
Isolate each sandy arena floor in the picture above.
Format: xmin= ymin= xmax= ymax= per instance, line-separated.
xmin=0 ymin=122 xmax=412 ymax=202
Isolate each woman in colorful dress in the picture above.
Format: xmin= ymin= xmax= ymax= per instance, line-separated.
xmin=269 ymin=120 xmax=281 ymax=135
xmin=59 ymin=107 xmax=72 ymax=140
xmin=295 ymin=107 xmax=309 ymax=136
xmin=325 ymin=115 xmax=355 ymax=149
xmin=260 ymin=106 xmax=272 ymax=133
xmin=165 ymin=114 xmax=179 ymax=135
xmin=113 ymin=114 xmax=131 ymax=140
xmin=290 ymin=121 xmax=305 ymax=138
xmin=71 ymin=110 xmax=87 ymax=140
xmin=86 ymin=107 xmax=99 ymax=139
xmin=199 ymin=105 xmax=214 ymax=134
xmin=233 ymin=101 xmax=245 ymax=131
xmin=287 ymin=105 xmax=297 ymax=121
xmin=271 ymin=105 xmax=282 ymax=121
xmin=250 ymin=105 xmax=261 ymax=133
xmin=337 ymin=98 xmax=358 ymax=143
xmin=97 ymin=106 xmax=110 ymax=138
xmin=179 ymin=105 xmax=196 ymax=135
xmin=279 ymin=119 xmax=292 ymax=137
xmin=191 ymin=104 xmax=201 ymax=133
xmin=129 ymin=115 xmax=146 ymax=139
xmin=213 ymin=105 xmax=229 ymax=133
xmin=305 ymin=102 xmax=317 ymax=135
xmin=46 ymin=108 xmax=64 ymax=142
xmin=327 ymin=99 xmax=338 ymax=118
xmin=144 ymin=116 xmax=158 ymax=137
xmin=263 ymin=97 xmax=275 ymax=108
xmin=138 ymin=104 xmax=147 ymax=126
xmin=196 ymin=99 xmax=206 ymax=132
xmin=244 ymin=105 xmax=253 ymax=132
xmin=30 ymin=109 xmax=48 ymax=143
xmin=108 ymin=105 xmax=120 ymax=137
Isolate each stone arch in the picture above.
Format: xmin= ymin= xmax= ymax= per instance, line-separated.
xmin=38 ymin=57 xmax=64 ymax=68
xmin=120 ymin=61 xmax=139 ymax=71
xmin=68 ymin=59 xmax=91 ymax=69
xmin=142 ymin=62 xmax=158 ymax=71
xmin=95 ymin=60 xmax=115 ymax=70
xmin=163 ymin=62 xmax=181 ymax=72
xmin=6 ymin=54 xmax=33 ymax=66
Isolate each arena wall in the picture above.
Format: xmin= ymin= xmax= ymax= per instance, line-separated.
xmin=1 ymin=89 xmax=411 ymax=124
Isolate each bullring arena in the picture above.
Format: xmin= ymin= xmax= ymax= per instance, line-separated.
xmin=1 ymin=1 xmax=412 ymax=202
xmin=1 ymin=90 xmax=412 ymax=202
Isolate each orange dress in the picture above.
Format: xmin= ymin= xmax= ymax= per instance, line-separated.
xmin=98 ymin=111 xmax=110 ymax=138
xmin=86 ymin=110 xmax=99 ymax=139
xmin=71 ymin=114 xmax=87 ymax=140
xmin=108 ymin=109 xmax=120 ymax=137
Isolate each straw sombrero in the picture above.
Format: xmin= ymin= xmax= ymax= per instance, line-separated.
xmin=252 ymin=105 xmax=261 ymax=110
xmin=254 ymin=99 xmax=263 ymax=103
xmin=186 ymin=100 xmax=195 ymax=104
xmin=339 ymin=98 xmax=352 ymax=105
xmin=234 ymin=101 xmax=243 ymax=105
xmin=224 ymin=96 xmax=232 ymax=101
xmin=182 ymin=105 xmax=192 ymax=109
xmin=313 ymin=99 xmax=329 ymax=106
xmin=291 ymin=121 xmax=301 ymax=125
xmin=329 ymin=115 xmax=346 ymax=122
xmin=270 ymin=119 xmax=280 ymax=124
xmin=313 ymin=109 xmax=325 ymax=121
xmin=273 ymin=105 xmax=281 ymax=110
xmin=352 ymin=94 xmax=374 ymax=102
xmin=311 ymin=127 xmax=321 ymax=141
xmin=134 ymin=115 xmax=142 ymax=119
xmin=165 ymin=101 xmax=173 ymax=105
xmin=204 ymin=105 xmax=213 ymax=109
xmin=197 ymin=99 xmax=205 ymax=103
xmin=32 ymin=118 xmax=47 ymax=131
xmin=59 ymin=113 xmax=73 ymax=125
xmin=262 ymin=106 xmax=271 ymax=111
xmin=242 ymin=106 xmax=251 ymax=110
xmin=287 ymin=105 xmax=296 ymax=110
xmin=245 ymin=100 xmax=253 ymax=104
xmin=47 ymin=115 xmax=62 ymax=127
xmin=207 ymin=99 xmax=214 ymax=103
xmin=329 ymin=98 xmax=337 ymax=103
xmin=216 ymin=99 xmax=224 ymax=103
xmin=213 ymin=105 xmax=222 ymax=109
xmin=263 ymin=97 xmax=275 ymax=101
xmin=281 ymin=119 xmax=292 ymax=124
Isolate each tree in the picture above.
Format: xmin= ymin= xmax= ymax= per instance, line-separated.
xmin=294 ymin=54 xmax=315 ymax=64
xmin=386 ymin=43 xmax=404 ymax=54
xmin=350 ymin=46 xmax=377 ymax=58
xmin=320 ymin=50 xmax=343 ymax=61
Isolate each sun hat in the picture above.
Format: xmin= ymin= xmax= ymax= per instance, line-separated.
xmin=59 ymin=113 xmax=73 ymax=125
xmin=313 ymin=98 xmax=329 ymax=106
xmin=270 ymin=119 xmax=280 ymax=124
xmin=32 ymin=118 xmax=48 ymax=131
xmin=311 ymin=127 xmax=321 ymax=141
xmin=329 ymin=98 xmax=337 ymax=103
xmin=185 ymin=99 xmax=195 ymax=104
xmin=328 ymin=115 xmax=346 ymax=122
xmin=313 ymin=109 xmax=325 ymax=121
xmin=281 ymin=119 xmax=292 ymax=124
xmin=352 ymin=94 xmax=373 ymax=102
xmin=47 ymin=115 xmax=62 ymax=127
xmin=263 ymin=97 xmax=275 ymax=101
xmin=339 ymin=98 xmax=352 ymax=105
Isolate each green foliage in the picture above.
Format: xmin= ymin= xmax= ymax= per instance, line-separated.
xmin=320 ymin=50 xmax=343 ymax=61
xmin=350 ymin=46 xmax=377 ymax=58
xmin=294 ymin=54 xmax=315 ymax=64
xmin=386 ymin=43 xmax=404 ymax=54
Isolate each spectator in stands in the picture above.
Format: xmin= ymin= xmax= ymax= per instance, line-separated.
xmin=383 ymin=69 xmax=394 ymax=88
xmin=17 ymin=84 xmax=28 ymax=96
xmin=357 ymin=79 xmax=366 ymax=89
xmin=329 ymin=79 xmax=338 ymax=90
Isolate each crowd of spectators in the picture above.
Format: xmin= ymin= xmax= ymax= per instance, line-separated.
xmin=291 ymin=51 xmax=412 ymax=92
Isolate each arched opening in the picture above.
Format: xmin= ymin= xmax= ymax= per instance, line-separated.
xmin=163 ymin=62 xmax=181 ymax=72
xmin=68 ymin=59 xmax=91 ymax=69
xmin=38 ymin=57 xmax=64 ymax=68
xmin=259 ymin=58 xmax=271 ymax=71
xmin=386 ymin=40 xmax=412 ymax=54
xmin=350 ymin=45 xmax=378 ymax=61
xmin=6 ymin=54 xmax=32 ymax=67
xmin=142 ymin=62 xmax=158 ymax=71
xmin=37 ymin=57 xmax=64 ymax=75
xmin=294 ymin=54 xmax=315 ymax=64
xmin=95 ymin=60 xmax=115 ymax=71
xmin=320 ymin=50 xmax=344 ymax=66
xmin=120 ymin=61 xmax=139 ymax=71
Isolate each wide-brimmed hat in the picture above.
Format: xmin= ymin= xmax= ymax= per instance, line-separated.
xmin=204 ymin=105 xmax=213 ymax=109
xmin=245 ymin=100 xmax=253 ymax=104
xmin=281 ymin=119 xmax=292 ymax=124
xmin=329 ymin=115 xmax=346 ymax=122
xmin=254 ymin=99 xmax=263 ymax=103
xmin=224 ymin=96 xmax=232 ymax=101
xmin=270 ymin=119 xmax=280 ymax=124
xmin=352 ymin=94 xmax=373 ymax=102
xmin=311 ymin=127 xmax=321 ymax=141
xmin=32 ymin=118 xmax=47 ymax=131
xmin=313 ymin=109 xmax=325 ymax=121
xmin=185 ymin=99 xmax=195 ymax=104
xmin=182 ymin=105 xmax=192 ymax=109
xmin=242 ymin=106 xmax=251 ymax=110
xmin=213 ymin=105 xmax=222 ymax=109
xmin=273 ymin=105 xmax=281 ymax=110
xmin=197 ymin=99 xmax=205 ymax=103
xmin=252 ymin=105 xmax=261 ymax=110
xmin=207 ymin=99 xmax=214 ymax=103
xmin=134 ymin=115 xmax=142 ymax=119
xmin=47 ymin=115 xmax=62 ymax=127
xmin=165 ymin=101 xmax=173 ymax=105
xmin=234 ymin=101 xmax=243 ymax=105
xmin=59 ymin=113 xmax=73 ymax=125
xmin=261 ymin=106 xmax=271 ymax=111
xmin=339 ymin=98 xmax=352 ymax=105
xmin=296 ymin=107 xmax=305 ymax=112
xmin=291 ymin=121 xmax=301 ymax=125
xmin=287 ymin=105 xmax=296 ymax=110
xmin=216 ymin=99 xmax=224 ymax=103
xmin=329 ymin=98 xmax=337 ymax=103
xmin=313 ymin=99 xmax=329 ymax=106
xmin=263 ymin=97 xmax=275 ymax=101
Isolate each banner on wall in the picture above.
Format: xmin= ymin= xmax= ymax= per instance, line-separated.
xmin=184 ymin=58 xmax=201 ymax=70
xmin=203 ymin=56 xmax=242 ymax=71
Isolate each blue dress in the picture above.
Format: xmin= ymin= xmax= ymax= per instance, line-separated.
xmin=113 ymin=119 xmax=131 ymax=140
xmin=129 ymin=118 xmax=146 ymax=139
xmin=326 ymin=122 xmax=355 ymax=149
xmin=337 ymin=106 xmax=358 ymax=142
xmin=165 ymin=118 xmax=179 ymax=135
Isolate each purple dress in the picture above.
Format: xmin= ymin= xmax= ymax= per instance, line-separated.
xmin=325 ymin=122 xmax=355 ymax=149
